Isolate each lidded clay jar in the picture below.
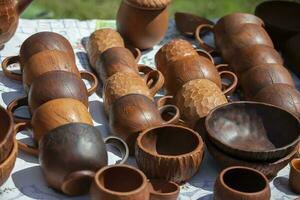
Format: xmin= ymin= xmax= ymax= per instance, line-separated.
xmin=117 ymin=0 xmax=172 ymax=49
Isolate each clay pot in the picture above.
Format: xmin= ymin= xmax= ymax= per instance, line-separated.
xmin=289 ymin=158 xmax=300 ymax=194
xmin=284 ymin=33 xmax=300 ymax=76
xmin=0 ymin=106 xmax=14 ymax=163
xmin=148 ymin=179 xmax=180 ymax=200
xmin=1 ymin=31 xmax=75 ymax=81
xmin=39 ymin=123 xmax=129 ymax=196
xmin=0 ymin=0 xmax=32 ymax=50
xmin=254 ymin=83 xmax=300 ymax=119
xmin=116 ymin=0 xmax=171 ymax=49
xmin=230 ymin=44 xmax=283 ymax=75
xmin=214 ymin=166 xmax=271 ymax=200
xmin=136 ymin=125 xmax=204 ymax=183
xmin=240 ymin=64 xmax=294 ymax=99
xmin=174 ymin=79 xmax=228 ymax=127
xmin=86 ymin=28 xmax=125 ymax=69
xmin=103 ymin=71 xmax=164 ymax=114
xmin=109 ymin=94 xmax=180 ymax=154
xmin=0 ymin=139 xmax=17 ymax=186
xmin=206 ymin=101 xmax=300 ymax=161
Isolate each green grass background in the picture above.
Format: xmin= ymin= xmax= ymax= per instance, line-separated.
xmin=22 ymin=0 xmax=267 ymax=19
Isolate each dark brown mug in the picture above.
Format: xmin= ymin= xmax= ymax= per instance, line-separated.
xmin=39 ymin=123 xmax=129 ymax=196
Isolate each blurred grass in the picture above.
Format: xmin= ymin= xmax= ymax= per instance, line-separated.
xmin=22 ymin=0 xmax=266 ymax=19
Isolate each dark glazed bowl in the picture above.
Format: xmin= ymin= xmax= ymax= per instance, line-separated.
xmin=206 ymin=101 xmax=300 ymax=161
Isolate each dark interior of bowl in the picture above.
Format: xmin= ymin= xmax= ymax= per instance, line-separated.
xmin=141 ymin=126 xmax=199 ymax=156
xmin=99 ymin=167 xmax=143 ymax=193
xmin=207 ymin=102 xmax=300 ymax=152
xmin=0 ymin=108 xmax=10 ymax=142
xmin=149 ymin=179 xmax=178 ymax=193
xmin=223 ymin=168 xmax=267 ymax=193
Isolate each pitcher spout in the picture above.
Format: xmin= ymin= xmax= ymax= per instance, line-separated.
xmin=17 ymin=0 xmax=33 ymax=15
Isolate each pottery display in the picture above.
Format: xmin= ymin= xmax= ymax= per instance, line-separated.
xmin=117 ymin=0 xmax=171 ymax=49
xmin=289 ymin=158 xmax=300 ymax=194
xmin=39 ymin=123 xmax=129 ymax=195
xmin=86 ymin=28 xmax=125 ymax=69
xmin=0 ymin=0 xmax=32 ymax=50
xmin=240 ymin=64 xmax=294 ymax=99
xmin=0 ymin=106 xmax=14 ymax=163
xmin=135 ymin=125 xmax=204 ymax=183
xmin=174 ymin=79 xmax=228 ymax=127
xmin=214 ymin=166 xmax=271 ymax=200
xmin=0 ymin=139 xmax=17 ymax=186
xmin=255 ymin=0 xmax=300 ymax=49
xmin=254 ymin=84 xmax=300 ymax=119
xmin=284 ymin=33 xmax=300 ymax=76
xmin=206 ymin=101 xmax=300 ymax=161
xmin=109 ymin=94 xmax=179 ymax=153
xmin=148 ymin=179 xmax=180 ymax=200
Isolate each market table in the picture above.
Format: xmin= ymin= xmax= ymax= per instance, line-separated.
xmin=0 ymin=19 xmax=299 ymax=200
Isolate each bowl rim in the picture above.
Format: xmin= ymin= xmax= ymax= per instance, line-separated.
xmin=205 ymin=101 xmax=300 ymax=157
xmin=148 ymin=179 xmax=180 ymax=196
xmin=0 ymin=106 xmax=14 ymax=149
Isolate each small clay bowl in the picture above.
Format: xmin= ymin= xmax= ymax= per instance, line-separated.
xmin=136 ymin=124 xmax=204 ymax=183
xmin=255 ymin=0 xmax=300 ymax=49
xmin=206 ymin=101 xmax=300 ymax=161
xmin=0 ymin=139 xmax=17 ymax=186
xmin=149 ymin=179 xmax=180 ymax=200
xmin=214 ymin=166 xmax=271 ymax=200
xmin=289 ymin=158 xmax=300 ymax=194
xmin=0 ymin=105 xmax=14 ymax=163
xmin=39 ymin=123 xmax=129 ymax=196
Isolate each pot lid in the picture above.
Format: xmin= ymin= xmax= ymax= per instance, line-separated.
xmin=124 ymin=0 xmax=171 ymax=10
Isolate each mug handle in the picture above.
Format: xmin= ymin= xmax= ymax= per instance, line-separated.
xmin=216 ymin=63 xmax=234 ymax=73
xmin=159 ymin=105 xmax=180 ymax=125
xmin=297 ymin=146 xmax=300 ymax=158
xmin=195 ymin=24 xmax=215 ymax=53
xmin=218 ymin=70 xmax=238 ymax=96
xmin=104 ymin=136 xmax=129 ymax=164
xmin=7 ymin=97 xmax=31 ymax=123
xmin=143 ymin=69 xmax=165 ymax=97
xmin=156 ymin=95 xmax=174 ymax=108
xmin=80 ymin=71 xmax=99 ymax=96
xmin=1 ymin=56 xmax=22 ymax=81
xmin=133 ymin=48 xmax=141 ymax=63
xmin=196 ymin=49 xmax=214 ymax=64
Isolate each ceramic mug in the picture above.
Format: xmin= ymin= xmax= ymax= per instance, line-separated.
xmin=289 ymin=158 xmax=300 ymax=194
xmin=39 ymin=123 xmax=129 ymax=196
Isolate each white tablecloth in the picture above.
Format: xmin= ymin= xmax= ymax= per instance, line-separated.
xmin=0 ymin=19 xmax=299 ymax=200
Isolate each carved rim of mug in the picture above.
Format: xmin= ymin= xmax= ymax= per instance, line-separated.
xmin=0 ymin=106 xmax=14 ymax=147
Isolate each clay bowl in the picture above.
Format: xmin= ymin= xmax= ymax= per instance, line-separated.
xmin=0 ymin=139 xmax=17 ymax=186
xmin=136 ymin=125 xmax=204 ymax=183
xmin=214 ymin=166 xmax=271 ymax=200
xmin=240 ymin=64 xmax=295 ymax=99
xmin=206 ymin=101 xmax=300 ymax=161
xmin=148 ymin=179 xmax=180 ymax=200
xmin=289 ymin=158 xmax=300 ymax=194
xmin=39 ymin=123 xmax=129 ymax=195
xmin=255 ymin=0 xmax=300 ymax=49
xmin=175 ymin=12 xmax=214 ymax=37
xmin=0 ymin=105 xmax=14 ymax=163
xmin=109 ymin=94 xmax=179 ymax=154
xmin=206 ymin=137 xmax=297 ymax=179
xmin=254 ymin=83 xmax=300 ymax=119
xmin=284 ymin=33 xmax=300 ymax=76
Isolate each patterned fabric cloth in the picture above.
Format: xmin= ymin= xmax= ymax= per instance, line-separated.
xmin=0 ymin=19 xmax=299 ymax=200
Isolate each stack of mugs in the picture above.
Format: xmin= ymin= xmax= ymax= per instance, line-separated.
xmin=196 ymin=12 xmax=300 ymax=119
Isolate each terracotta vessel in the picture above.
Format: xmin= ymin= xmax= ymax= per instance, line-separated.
xmin=0 ymin=139 xmax=17 ymax=186
xmin=109 ymin=94 xmax=179 ymax=153
xmin=174 ymin=79 xmax=228 ymax=127
xmin=86 ymin=28 xmax=125 ymax=69
xmin=117 ymin=0 xmax=171 ymax=49
xmin=254 ymin=83 xmax=300 ymax=119
xmin=240 ymin=64 xmax=294 ymax=99
xmin=0 ymin=0 xmax=33 ymax=50
xmin=103 ymin=71 xmax=164 ymax=114
xmin=2 ymin=32 xmax=75 ymax=81
xmin=0 ymin=106 xmax=14 ymax=163
xmin=136 ymin=125 xmax=204 ymax=183
xmin=39 ymin=123 xmax=129 ymax=196
xmin=289 ymin=158 xmax=300 ymax=194
xmin=206 ymin=101 xmax=300 ymax=161
xmin=284 ymin=33 xmax=300 ymax=76
xmin=214 ymin=166 xmax=271 ymax=200
xmin=148 ymin=179 xmax=180 ymax=200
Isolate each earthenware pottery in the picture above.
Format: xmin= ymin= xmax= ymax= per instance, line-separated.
xmin=214 ymin=166 xmax=271 ymax=200
xmin=90 ymin=164 xmax=150 ymax=200
xmin=109 ymin=94 xmax=179 ymax=154
xmin=195 ymin=12 xmax=264 ymax=53
xmin=298 ymin=147 xmax=300 ymax=158
xmin=230 ymin=44 xmax=283 ymax=75
xmin=0 ymin=139 xmax=17 ymax=186
xmin=148 ymin=179 xmax=180 ymax=200
xmin=0 ymin=106 xmax=14 ymax=163
xmin=39 ymin=123 xmax=129 ymax=195
xmin=117 ymin=0 xmax=171 ymax=49
xmin=175 ymin=12 xmax=214 ymax=37
xmin=240 ymin=64 xmax=294 ymax=99
xmin=255 ymin=0 xmax=300 ymax=49
xmin=2 ymin=32 xmax=75 ymax=80
xmin=86 ymin=28 xmax=125 ymax=69
xmin=0 ymin=0 xmax=32 ymax=50
xmin=136 ymin=124 xmax=204 ymax=183
xmin=28 ymin=71 xmax=90 ymax=113
xmin=206 ymin=135 xmax=298 ymax=179
xmin=103 ymin=71 xmax=164 ymax=114
xmin=289 ymin=158 xmax=300 ymax=194
xmin=174 ymin=79 xmax=228 ymax=127
xmin=254 ymin=83 xmax=300 ymax=119
xmin=284 ymin=33 xmax=300 ymax=76
xmin=206 ymin=101 xmax=300 ymax=161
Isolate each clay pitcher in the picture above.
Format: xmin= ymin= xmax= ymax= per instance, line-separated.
xmin=0 ymin=0 xmax=33 ymax=49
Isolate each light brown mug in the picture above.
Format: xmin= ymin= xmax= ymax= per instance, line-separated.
xmin=289 ymin=158 xmax=300 ymax=194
